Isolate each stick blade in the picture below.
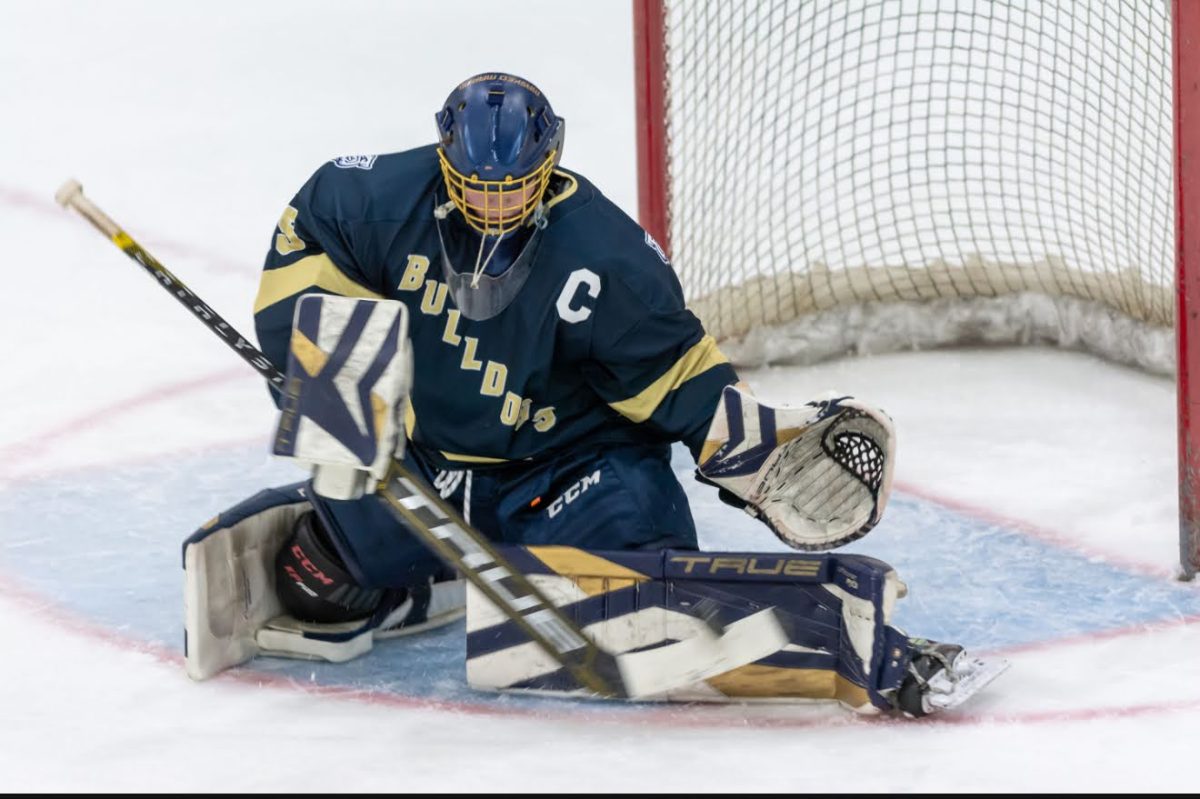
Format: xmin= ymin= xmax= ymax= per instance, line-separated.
xmin=615 ymin=607 xmax=789 ymax=699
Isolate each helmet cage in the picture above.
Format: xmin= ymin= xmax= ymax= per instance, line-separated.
xmin=437 ymin=146 xmax=556 ymax=236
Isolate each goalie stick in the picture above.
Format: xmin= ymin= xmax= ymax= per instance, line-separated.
xmin=54 ymin=179 xmax=788 ymax=699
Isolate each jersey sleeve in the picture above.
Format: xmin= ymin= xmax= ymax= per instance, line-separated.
xmin=581 ymin=250 xmax=739 ymax=460
xmin=253 ymin=164 xmax=385 ymax=401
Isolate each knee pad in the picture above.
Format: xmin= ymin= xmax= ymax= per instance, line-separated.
xmin=275 ymin=511 xmax=384 ymax=624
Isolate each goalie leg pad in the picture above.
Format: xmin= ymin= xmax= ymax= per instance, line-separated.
xmin=183 ymin=483 xmax=310 ymax=680
xmin=466 ymin=546 xmax=1003 ymax=715
xmin=466 ymin=546 xmax=913 ymax=711
xmin=184 ymin=482 xmax=465 ymax=680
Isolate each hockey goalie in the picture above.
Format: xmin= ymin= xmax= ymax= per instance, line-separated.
xmin=183 ymin=71 xmax=1006 ymax=718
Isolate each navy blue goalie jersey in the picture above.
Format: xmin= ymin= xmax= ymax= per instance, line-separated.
xmin=254 ymin=145 xmax=739 ymax=470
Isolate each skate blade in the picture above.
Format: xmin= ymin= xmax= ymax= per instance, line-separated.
xmin=924 ymin=655 xmax=1010 ymax=713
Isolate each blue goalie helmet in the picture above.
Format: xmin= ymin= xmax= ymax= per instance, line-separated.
xmin=435 ymin=72 xmax=565 ymax=236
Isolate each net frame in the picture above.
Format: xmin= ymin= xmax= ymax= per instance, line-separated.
xmin=633 ymin=0 xmax=1200 ymax=576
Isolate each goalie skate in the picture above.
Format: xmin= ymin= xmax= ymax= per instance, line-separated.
xmin=893 ymin=639 xmax=1010 ymax=717
xmin=256 ymin=574 xmax=467 ymax=662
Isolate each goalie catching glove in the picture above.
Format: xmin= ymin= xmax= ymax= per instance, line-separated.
xmin=696 ymin=384 xmax=895 ymax=551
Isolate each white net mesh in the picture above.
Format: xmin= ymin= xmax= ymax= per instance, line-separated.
xmin=659 ymin=0 xmax=1175 ymax=373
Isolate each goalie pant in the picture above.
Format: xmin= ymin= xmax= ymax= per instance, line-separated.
xmin=309 ymin=439 xmax=700 ymax=590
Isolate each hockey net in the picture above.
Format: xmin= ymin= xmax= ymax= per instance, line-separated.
xmin=633 ymin=0 xmax=1199 ymax=574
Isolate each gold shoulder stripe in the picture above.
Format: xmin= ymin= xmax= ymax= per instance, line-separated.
xmin=608 ymin=335 xmax=730 ymax=424
xmin=254 ymin=253 xmax=382 ymax=314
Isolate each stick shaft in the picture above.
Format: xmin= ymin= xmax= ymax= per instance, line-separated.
xmin=56 ymin=180 xmax=284 ymax=391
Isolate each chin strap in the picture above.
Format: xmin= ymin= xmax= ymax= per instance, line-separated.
xmin=531 ymin=202 xmax=549 ymax=230
xmin=470 ymin=229 xmax=506 ymax=288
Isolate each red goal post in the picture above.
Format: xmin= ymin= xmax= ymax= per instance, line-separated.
xmin=634 ymin=0 xmax=1200 ymax=578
